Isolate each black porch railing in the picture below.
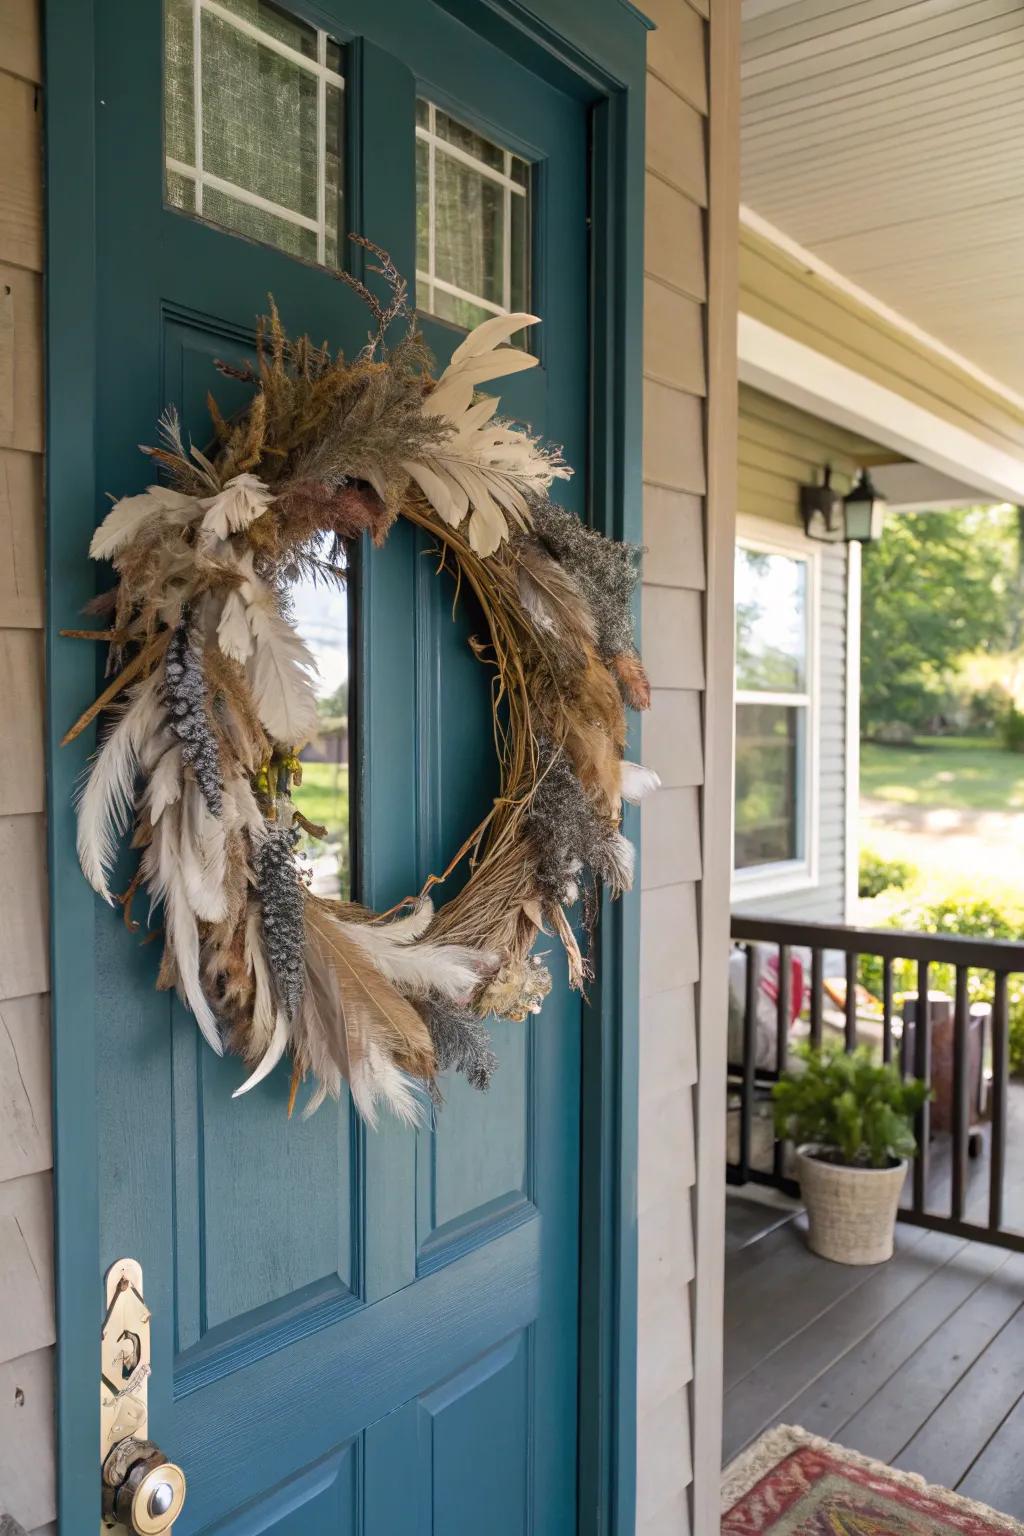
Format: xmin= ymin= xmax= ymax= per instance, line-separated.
xmin=727 ymin=915 xmax=1024 ymax=1251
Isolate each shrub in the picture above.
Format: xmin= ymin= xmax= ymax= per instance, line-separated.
xmin=857 ymin=897 xmax=1024 ymax=1078
xmin=773 ymin=1044 xmax=928 ymax=1168
xmin=858 ymin=849 xmax=915 ymax=901
xmin=1000 ymin=704 xmax=1024 ymax=754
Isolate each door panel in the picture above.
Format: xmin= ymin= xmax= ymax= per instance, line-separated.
xmin=91 ymin=2 xmax=588 ymax=1530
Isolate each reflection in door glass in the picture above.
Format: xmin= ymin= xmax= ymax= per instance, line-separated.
xmin=164 ymin=0 xmax=344 ymax=267
xmin=415 ymin=98 xmax=531 ymax=338
xmin=290 ymin=559 xmax=351 ymax=899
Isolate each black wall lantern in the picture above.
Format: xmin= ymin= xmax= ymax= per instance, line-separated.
xmin=800 ymin=465 xmax=887 ymax=544
xmin=843 ymin=468 xmax=887 ymax=543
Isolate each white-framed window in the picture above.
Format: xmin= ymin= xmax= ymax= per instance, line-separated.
xmin=415 ymin=99 xmax=531 ymax=334
xmin=732 ymin=519 xmax=820 ymax=900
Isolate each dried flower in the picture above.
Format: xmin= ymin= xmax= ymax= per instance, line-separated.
xmin=164 ymin=622 xmax=223 ymax=815
xmin=254 ymin=824 xmax=306 ymax=1021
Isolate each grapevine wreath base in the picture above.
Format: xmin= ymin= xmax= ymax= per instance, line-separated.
xmin=67 ymin=239 xmax=659 ymax=1126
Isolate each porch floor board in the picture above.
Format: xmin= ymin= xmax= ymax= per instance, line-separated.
xmin=723 ymin=1194 xmax=1024 ymax=1517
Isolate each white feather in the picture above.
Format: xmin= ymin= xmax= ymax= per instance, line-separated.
xmin=377 ymin=899 xmax=434 ymax=944
xmin=89 ymin=485 xmax=198 ymax=562
xmin=201 ymin=474 xmax=275 ymax=539
xmin=232 ymin=1011 xmax=289 ymax=1098
xmin=607 ymin=832 xmax=636 ymax=892
xmin=448 ymin=312 xmax=541 ymax=366
xmin=178 ymin=782 xmax=228 ymax=923
xmin=245 ymin=598 xmax=320 ymax=745
xmin=76 ymin=674 xmax=163 ymax=902
xmin=145 ymin=744 xmax=184 ymax=825
xmin=141 ymin=810 xmax=224 ymax=1055
xmin=620 ymin=762 xmax=661 ymax=804
xmin=340 ymin=921 xmax=493 ymax=1003
xmin=404 ymin=313 xmax=569 ymax=556
xmin=217 ymin=590 xmax=254 ymax=662
xmin=348 ymin=1042 xmax=424 ymax=1130
xmin=222 ymin=772 xmax=265 ymax=838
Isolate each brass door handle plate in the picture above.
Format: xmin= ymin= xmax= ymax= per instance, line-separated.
xmin=100 ymin=1259 xmax=186 ymax=1533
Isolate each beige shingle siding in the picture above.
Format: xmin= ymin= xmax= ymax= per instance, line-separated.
xmin=0 ymin=5 xmax=54 ymax=1532
xmin=638 ymin=0 xmax=713 ymax=1528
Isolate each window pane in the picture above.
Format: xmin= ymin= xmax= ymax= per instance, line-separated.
xmin=164 ymin=0 xmax=343 ymax=269
xmin=735 ymin=546 xmax=808 ymax=693
xmin=434 ymin=150 xmax=503 ymax=305
xmin=291 ymin=551 xmax=352 ymax=901
xmin=415 ymin=98 xmax=532 ymax=338
xmin=734 ymin=702 xmax=804 ymax=870
xmin=434 ymin=106 xmax=505 ymax=171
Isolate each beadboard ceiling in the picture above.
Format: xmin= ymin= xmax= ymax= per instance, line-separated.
xmin=741 ymin=0 xmax=1024 ymax=398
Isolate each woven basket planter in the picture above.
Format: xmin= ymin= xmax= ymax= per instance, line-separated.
xmin=796 ymin=1145 xmax=908 ymax=1265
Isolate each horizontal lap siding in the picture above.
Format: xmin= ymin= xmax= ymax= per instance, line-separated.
xmin=733 ymin=386 xmax=864 ymax=925
xmin=639 ymin=2 xmax=711 ymax=1530
xmin=0 ymin=6 xmax=54 ymax=1534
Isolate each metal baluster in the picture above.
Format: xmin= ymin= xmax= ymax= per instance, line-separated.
xmin=913 ymin=959 xmax=931 ymax=1213
xmin=810 ymin=947 xmax=823 ymax=1050
xmin=990 ymin=971 xmax=1009 ymax=1234
xmin=739 ymin=943 xmax=759 ymax=1185
xmin=882 ymin=957 xmax=894 ymax=1065
xmin=774 ymin=944 xmax=791 ymax=1183
xmin=952 ymin=965 xmax=970 ymax=1222
xmin=845 ymin=951 xmax=858 ymax=1051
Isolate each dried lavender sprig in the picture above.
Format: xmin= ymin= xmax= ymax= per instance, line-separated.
xmin=164 ymin=622 xmax=223 ymax=816
xmin=254 ymin=824 xmax=306 ymax=1022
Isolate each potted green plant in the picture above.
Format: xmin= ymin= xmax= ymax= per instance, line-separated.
xmin=772 ymin=1045 xmax=929 ymax=1265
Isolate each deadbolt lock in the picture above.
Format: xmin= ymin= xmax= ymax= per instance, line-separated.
xmin=100 ymin=1259 xmax=186 ymax=1534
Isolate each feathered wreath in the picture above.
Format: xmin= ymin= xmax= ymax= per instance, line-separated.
xmin=66 ymin=238 xmax=659 ymax=1127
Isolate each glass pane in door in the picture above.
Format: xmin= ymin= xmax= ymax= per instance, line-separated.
xmin=164 ymin=0 xmax=344 ymax=267
xmin=415 ymin=98 xmax=532 ymax=336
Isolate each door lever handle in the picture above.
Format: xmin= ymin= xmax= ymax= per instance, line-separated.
xmin=100 ymin=1259 xmax=186 ymax=1533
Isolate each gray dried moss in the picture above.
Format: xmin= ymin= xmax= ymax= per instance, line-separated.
xmin=424 ymin=1000 xmax=498 ymax=1092
xmin=530 ymin=500 xmax=643 ymax=659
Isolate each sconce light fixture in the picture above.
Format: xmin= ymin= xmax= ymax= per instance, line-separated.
xmin=799 ymin=465 xmax=887 ymax=544
xmin=843 ymin=468 xmax=887 ymax=544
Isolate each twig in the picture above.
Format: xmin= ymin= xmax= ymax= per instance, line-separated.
xmin=61 ymin=630 xmax=172 ymax=746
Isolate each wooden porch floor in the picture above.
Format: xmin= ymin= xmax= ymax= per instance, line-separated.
xmin=723 ymin=1193 xmax=1024 ymax=1519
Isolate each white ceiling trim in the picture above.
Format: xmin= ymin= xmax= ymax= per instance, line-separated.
xmin=738 ymin=313 xmax=1024 ymax=503
xmin=740 ymin=206 xmax=1024 ymax=416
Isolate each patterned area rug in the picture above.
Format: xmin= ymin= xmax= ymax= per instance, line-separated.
xmin=722 ymin=1426 xmax=1024 ymax=1535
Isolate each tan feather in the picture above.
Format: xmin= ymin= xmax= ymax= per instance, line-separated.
xmin=303 ymin=901 xmax=435 ymax=1081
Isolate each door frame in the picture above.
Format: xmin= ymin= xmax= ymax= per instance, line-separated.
xmin=43 ymin=1 xmax=649 ymax=1530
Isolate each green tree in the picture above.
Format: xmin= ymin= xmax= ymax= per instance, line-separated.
xmin=317 ymin=676 xmax=348 ymax=721
xmin=861 ymin=507 xmax=1012 ymax=734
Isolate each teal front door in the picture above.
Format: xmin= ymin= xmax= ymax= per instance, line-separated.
xmin=78 ymin=1 xmax=589 ymax=1530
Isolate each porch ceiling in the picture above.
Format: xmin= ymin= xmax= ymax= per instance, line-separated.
xmin=741 ymin=0 xmax=1024 ymax=397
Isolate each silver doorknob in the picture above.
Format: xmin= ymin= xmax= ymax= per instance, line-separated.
xmin=102 ymin=1437 xmax=187 ymax=1533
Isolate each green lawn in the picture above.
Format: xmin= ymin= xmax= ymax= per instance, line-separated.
xmin=859 ymin=735 xmax=1024 ymax=919
xmin=292 ymin=760 xmax=349 ymax=840
xmin=861 ymin=735 xmax=1024 ymax=813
